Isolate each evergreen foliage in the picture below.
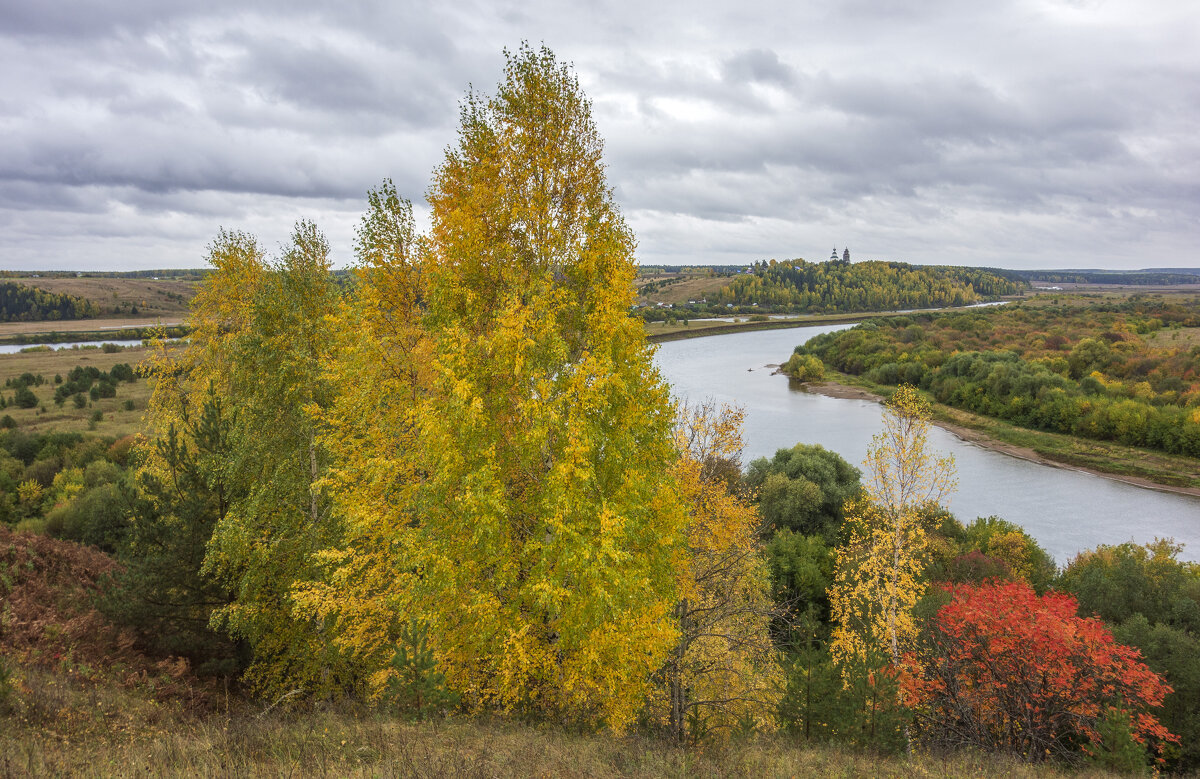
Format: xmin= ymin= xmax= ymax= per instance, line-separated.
xmin=99 ymin=386 xmax=246 ymax=677
xmin=0 ymin=282 xmax=99 ymax=321
xmin=384 ymin=620 xmax=459 ymax=721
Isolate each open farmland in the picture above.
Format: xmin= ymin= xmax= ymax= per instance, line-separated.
xmin=6 ymin=276 xmax=198 ymax=318
xmin=0 ymin=316 xmax=184 ymax=339
xmin=635 ymin=271 xmax=734 ymax=306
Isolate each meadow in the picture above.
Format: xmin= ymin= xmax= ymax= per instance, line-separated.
xmin=0 ymin=344 xmax=157 ymax=438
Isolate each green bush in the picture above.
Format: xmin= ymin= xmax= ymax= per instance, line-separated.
xmin=958 ymin=516 xmax=1056 ymax=593
xmin=13 ymin=386 xmax=37 ymax=409
xmin=784 ymin=353 xmax=825 ymax=382
xmin=745 ymin=443 xmax=861 ymax=539
xmin=44 ymin=483 xmax=128 ymax=553
xmin=83 ymin=460 xmax=122 ymax=488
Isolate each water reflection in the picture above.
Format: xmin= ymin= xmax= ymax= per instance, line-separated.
xmin=654 ymin=325 xmax=1200 ymax=564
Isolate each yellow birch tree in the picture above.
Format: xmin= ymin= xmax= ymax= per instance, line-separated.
xmin=414 ymin=44 xmax=688 ymax=731
xmin=291 ymin=181 xmax=431 ymax=697
xmin=306 ymin=45 xmax=687 ymax=729
xmin=651 ymin=401 xmax=783 ymax=741
xmin=830 ymin=385 xmax=956 ymax=674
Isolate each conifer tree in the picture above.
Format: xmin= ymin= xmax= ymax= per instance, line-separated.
xmin=385 ymin=620 xmax=460 ymax=721
xmin=101 ymin=385 xmax=244 ymax=677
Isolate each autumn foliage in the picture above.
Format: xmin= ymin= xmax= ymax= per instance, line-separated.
xmin=901 ymin=579 xmax=1176 ymax=764
xmin=830 ymin=385 xmax=955 ymax=673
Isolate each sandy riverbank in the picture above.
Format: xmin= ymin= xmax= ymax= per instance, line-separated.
xmin=801 ymin=379 xmax=1200 ymax=499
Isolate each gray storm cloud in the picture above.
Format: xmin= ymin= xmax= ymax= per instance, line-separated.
xmin=0 ymin=0 xmax=1195 ymax=270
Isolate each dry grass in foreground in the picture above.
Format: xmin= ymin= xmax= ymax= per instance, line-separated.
xmin=1 ymin=686 xmax=1121 ymax=779
xmin=0 ymin=528 xmax=1124 ymax=778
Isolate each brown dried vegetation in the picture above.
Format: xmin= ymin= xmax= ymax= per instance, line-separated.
xmin=0 ymin=526 xmax=209 ymax=706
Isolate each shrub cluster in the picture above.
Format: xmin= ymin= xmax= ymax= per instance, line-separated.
xmin=799 ymin=297 xmax=1200 ymax=456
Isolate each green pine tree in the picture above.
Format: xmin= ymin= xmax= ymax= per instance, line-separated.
xmin=385 ymin=620 xmax=459 ymax=721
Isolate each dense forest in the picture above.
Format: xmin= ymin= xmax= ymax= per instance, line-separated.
xmin=1015 ymin=269 xmax=1200 ymax=285
xmin=3 ymin=46 xmax=1198 ymax=775
xmin=709 ymin=259 xmax=1025 ymax=313
xmin=795 ymin=296 xmax=1200 ymax=457
xmin=0 ymin=282 xmax=99 ymax=321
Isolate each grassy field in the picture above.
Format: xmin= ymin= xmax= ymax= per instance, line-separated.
xmin=1146 ymin=326 xmax=1200 ymax=348
xmin=0 ymin=345 xmax=161 ymax=438
xmin=636 ymin=273 xmax=733 ymax=306
xmin=0 ymin=670 xmax=1113 ymax=779
xmin=9 ymin=276 xmax=197 ymax=318
xmin=1018 ymin=290 xmax=1200 ymax=308
xmin=644 ymin=315 xmax=872 ymax=342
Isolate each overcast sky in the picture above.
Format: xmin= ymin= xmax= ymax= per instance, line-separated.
xmin=1 ymin=0 xmax=1196 ymax=271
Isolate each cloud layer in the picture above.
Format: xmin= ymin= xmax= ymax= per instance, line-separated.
xmin=1 ymin=0 xmax=1196 ymax=270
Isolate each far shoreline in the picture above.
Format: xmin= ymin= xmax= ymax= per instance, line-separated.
xmin=643 ymin=299 xmax=1016 ymax=343
xmin=800 ymin=378 xmax=1200 ymax=500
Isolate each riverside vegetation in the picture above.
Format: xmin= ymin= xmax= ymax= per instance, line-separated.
xmin=789 ymin=295 xmax=1200 ymax=486
xmin=2 ymin=46 xmax=1198 ymax=776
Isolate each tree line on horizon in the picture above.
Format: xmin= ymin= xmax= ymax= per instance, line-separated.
xmin=710 ymin=258 xmax=1025 ymax=314
xmin=0 ymin=282 xmax=98 ymax=322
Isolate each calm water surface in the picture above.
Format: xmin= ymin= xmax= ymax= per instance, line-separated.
xmin=0 ymin=339 xmax=145 ymax=354
xmin=654 ymin=325 xmax=1200 ymax=564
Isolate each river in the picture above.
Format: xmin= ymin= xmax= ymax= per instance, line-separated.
xmin=0 ymin=339 xmax=146 ymax=354
xmin=654 ymin=324 xmax=1200 ymax=564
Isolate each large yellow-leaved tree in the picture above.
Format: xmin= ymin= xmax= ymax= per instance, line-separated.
xmin=150 ymin=46 xmax=777 ymax=733
xmin=310 ymin=45 xmax=689 ymax=731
